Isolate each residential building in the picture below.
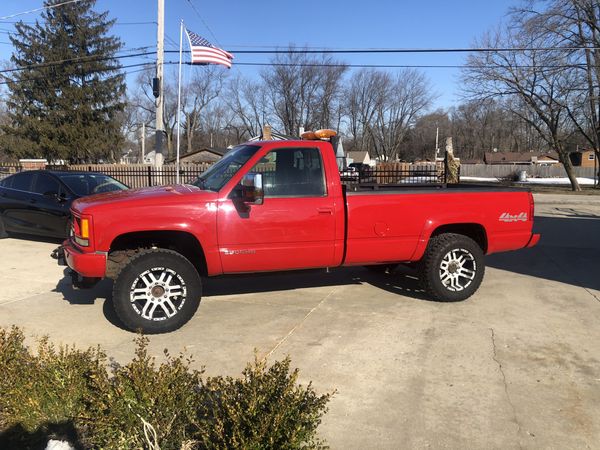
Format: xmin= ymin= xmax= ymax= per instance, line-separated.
xmin=570 ymin=149 xmax=596 ymax=168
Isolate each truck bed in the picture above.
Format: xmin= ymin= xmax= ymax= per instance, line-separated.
xmin=342 ymin=183 xmax=534 ymax=266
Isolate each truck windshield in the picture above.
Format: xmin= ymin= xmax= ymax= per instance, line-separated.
xmin=192 ymin=145 xmax=260 ymax=191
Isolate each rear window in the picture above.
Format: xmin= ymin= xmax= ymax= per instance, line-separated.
xmin=60 ymin=174 xmax=127 ymax=196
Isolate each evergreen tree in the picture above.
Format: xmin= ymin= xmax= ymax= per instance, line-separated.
xmin=1 ymin=0 xmax=125 ymax=163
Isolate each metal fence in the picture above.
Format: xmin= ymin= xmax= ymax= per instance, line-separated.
xmin=1 ymin=162 xmax=445 ymax=188
xmin=342 ymin=163 xmax=444 ymax=187
xmin=64 ymin=164 xmax=212 ymax=188
xmin=0 ymin=163 xmax=22 ymax=181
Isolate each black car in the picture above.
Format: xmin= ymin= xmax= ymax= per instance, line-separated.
xmin=0 ymin=170 xmax=127 ymax=239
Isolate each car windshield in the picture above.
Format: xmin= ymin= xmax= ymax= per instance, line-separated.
xmin=192 ymin=145 xmax=260 ymax=191
xmin=60 ymin=174 xmax=128 ymax=196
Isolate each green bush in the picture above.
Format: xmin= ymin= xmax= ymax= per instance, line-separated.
xmin=0 ymin=327 xmax=332 ymax=449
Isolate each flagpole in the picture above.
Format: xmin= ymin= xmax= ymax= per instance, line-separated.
xmin=175 ymin=19 xmax=184 ymax=184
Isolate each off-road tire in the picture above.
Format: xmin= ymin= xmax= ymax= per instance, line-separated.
xmin=418 ymin=233 xmax=484 ymax=302
xmin=112 ymin=248 xmax=202 ymax=333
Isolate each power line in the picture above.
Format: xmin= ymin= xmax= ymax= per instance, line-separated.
xmin=0 ymin=50 xmax=156 ymax=75
xmin=157 ymin=60 xmax=586 ymax=70
xmin=114 ymin=21 xmax=157 ymax=26
xmin=184 ymin=0 xmax=222 ymax=47
xmin=0 ymin=20 xmax=157 ymax=25
xmin=0 ymin=62 xmax=153 ymax=86
xmin=168 ymin=46 xmax=600 ymax=55
xmin=0 ymin=0 xmax=85 ymax=21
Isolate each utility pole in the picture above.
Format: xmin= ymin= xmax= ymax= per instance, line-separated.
xmin=435 ymin=126 xmax=439 ymax=160
xmin=154 ymin=0 xmax=165 ymax=167
xmin=140 ymin=122 xmax=145 ymax=163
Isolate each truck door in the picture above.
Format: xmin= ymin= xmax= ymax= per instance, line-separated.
xmin=217 ymin=147 xmax=337 ymax=272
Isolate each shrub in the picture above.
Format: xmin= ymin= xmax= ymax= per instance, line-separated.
xmin=197 ymin=356 xmax=330 ymax=449
xmin=0 ymin=327 xmax=332 ymax=449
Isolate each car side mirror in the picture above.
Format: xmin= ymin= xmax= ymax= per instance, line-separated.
xmin=240 ymin=173 xmax=264 ymax=205
xmin=45 ymin=192 xmax=68 ymax=203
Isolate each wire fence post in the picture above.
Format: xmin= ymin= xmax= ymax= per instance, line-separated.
xmin=147 ymin=166 xmax=152 ymax=187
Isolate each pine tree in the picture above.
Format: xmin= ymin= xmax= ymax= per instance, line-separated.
xmin=1 ymin=0 xmax=125 ymax=163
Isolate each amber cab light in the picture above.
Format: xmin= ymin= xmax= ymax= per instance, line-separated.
xmin=301 ymin=131 xmax=317 ymax=140
xmin=314 ymin=129 xmax=337 ymax=139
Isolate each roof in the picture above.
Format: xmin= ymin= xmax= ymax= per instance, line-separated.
xmin=347 ymin=151 xmax=369 ymax=160
xmin=166 ymin=147 xmax=228 ymax=163
xmin=571 ymin=148 xmax=596 ymax=154
xmin=484 ymin=151 xmax=559 ymax=164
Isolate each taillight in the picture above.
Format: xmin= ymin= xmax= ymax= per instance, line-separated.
xmin=528 ymin=192 xmax=535 ymax=221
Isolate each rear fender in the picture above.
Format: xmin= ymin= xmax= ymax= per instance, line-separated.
xmin=411 ymin=216 xmax=487 ymax=261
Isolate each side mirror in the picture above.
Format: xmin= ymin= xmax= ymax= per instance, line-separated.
xmin=240 ymin=173 xmax=264 ymax=205
xmin=43 ymin=191 xmax=62 ymax=202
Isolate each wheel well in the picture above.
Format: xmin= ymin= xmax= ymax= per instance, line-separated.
xmin=430 ymin=223 xmax=488 ymax=253
xmin=109 ymin=231 xmax=207 ymax=276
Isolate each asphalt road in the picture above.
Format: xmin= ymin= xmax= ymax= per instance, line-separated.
xmin=0 ymin=192 xmax=599 ymax=449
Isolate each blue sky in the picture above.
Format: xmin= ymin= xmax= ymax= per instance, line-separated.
xmin=1 ymin=0 xmax=515 ymax=108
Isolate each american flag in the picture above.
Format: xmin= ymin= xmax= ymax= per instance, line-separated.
xmin=185 ymin=30 xmax=233 ymax=68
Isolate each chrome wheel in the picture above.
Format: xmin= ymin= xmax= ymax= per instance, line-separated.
xmin=129 ymin=267 xmax=187 ymax=321
xmin=439 ymin=248 xmax=477 ymax=292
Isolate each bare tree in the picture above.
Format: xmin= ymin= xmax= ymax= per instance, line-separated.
xmin=463 ymin=26 xmax=581 ymax=190
xmin=345 ymin=68 xmax=435 ymax=161
xmin=181 ymin=66 xmax=226 ymax=152
xmin=260 ymin=48 xmax=347 ymax=135
xmin=223 ymin=74 xmax=271 ymax=140
xmin=514 ymin=0 xmax=600 ymax=184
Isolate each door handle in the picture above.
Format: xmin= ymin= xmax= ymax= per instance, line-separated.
xmin=317 ymin=207 xmax=333 ymax=215
xmin=29 ymin=198 xmax=36 ymax=204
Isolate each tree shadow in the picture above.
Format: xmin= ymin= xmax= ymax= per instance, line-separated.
xmin=487 ymin=215 xmax=600 ymax=292
xmin=0 ymin=421 xmax=84 ymax=450
xmin=53 ymin=269 xmax=128 ymax=331
xmin=202 ymin=266 xmax=432 ymax=301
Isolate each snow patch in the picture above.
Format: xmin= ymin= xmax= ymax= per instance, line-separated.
xmin=460 ymin=176 xmax=596 ymax=186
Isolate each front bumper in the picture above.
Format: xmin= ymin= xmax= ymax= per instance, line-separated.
xmin=60 ymin=239 xmax=107 ymax=278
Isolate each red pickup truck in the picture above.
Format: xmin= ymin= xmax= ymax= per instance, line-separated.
xmin=57 ymin=139 xmax=540 ymax=333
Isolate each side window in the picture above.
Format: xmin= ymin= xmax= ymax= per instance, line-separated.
xmin=10 ymin=172 xmax=34 ymax=192
xmin=250 ymin=148 xmax=326 ymax=197
xmin=33 ymin=173 xmax=61 ymax=196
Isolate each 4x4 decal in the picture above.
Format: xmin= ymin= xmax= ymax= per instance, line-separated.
xmin=499 ymin=212 xmax=528 ymax=222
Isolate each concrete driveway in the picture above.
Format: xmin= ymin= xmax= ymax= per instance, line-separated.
xmin=1 ymin=192 xmax=599 ymax=449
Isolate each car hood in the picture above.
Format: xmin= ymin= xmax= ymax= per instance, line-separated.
xmin=72 ymin=184 xmax=216 ymax=215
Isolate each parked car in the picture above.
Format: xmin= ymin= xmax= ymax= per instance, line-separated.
xmin=0 ymin=170 xmax=127 ymax=239
xmin=57 ymin=137 xmax=539 ymax=334
xmin=348 ymin=162 xmax=375 ymax=182
xmin=348 ymin=162 xmax=372 ymax=173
